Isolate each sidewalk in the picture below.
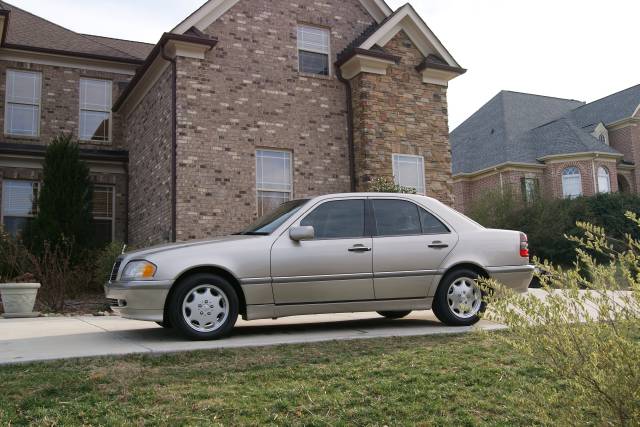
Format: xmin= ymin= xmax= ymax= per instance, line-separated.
xmin=0 ymin=311 xmax=505 ymax=365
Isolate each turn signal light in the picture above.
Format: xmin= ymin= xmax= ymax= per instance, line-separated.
xmin=519 ymin=232 xmax=529 ymax=258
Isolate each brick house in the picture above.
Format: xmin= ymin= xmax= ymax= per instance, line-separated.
xmin=0 ymin=0 xmax=464 ymax=246
xmin=451 ymin=86 xmax=640 ymax=213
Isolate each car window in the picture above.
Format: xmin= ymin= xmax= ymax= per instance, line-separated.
xmin=372 ymin=200 xmax=422 ymax=236
xmin=301 ymin=200 xmax=365 ymax=239
xmin=419 ymin=207 xmax=450 ymax=234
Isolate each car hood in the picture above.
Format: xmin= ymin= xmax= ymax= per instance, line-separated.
xmin=122 ymin=235 xmax=262 ymax=260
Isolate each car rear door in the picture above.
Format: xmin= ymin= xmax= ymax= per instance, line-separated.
xmin=270 ymin=198 xmax=375 ymax=304
xmin=370 ymin=198 xmax=457 ymax=299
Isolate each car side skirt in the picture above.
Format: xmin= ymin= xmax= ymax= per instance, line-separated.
xmin=245 ymin=297 xmax=433 ymax=321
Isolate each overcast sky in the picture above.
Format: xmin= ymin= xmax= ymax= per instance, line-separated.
xmin=10 ymin=0 xmax=640 ymax=129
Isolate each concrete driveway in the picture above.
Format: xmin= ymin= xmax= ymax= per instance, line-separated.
xmin=0 ymin=310 xmax=505 ymax=365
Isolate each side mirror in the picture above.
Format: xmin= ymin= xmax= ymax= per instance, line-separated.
xmin=289 ymin=226 xmax=315 ymax=242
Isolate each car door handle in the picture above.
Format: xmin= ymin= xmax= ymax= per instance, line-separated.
xmin=348 ymin=245 xmax=372 ymax=253
xmin=428 ymin=241 xmax=449 ymax=249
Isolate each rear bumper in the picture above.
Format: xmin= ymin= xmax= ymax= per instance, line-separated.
xmin=104 ymin=280 xmax=173 ymax=322
xmin=487 ymin=265 xmax=535 ymax=293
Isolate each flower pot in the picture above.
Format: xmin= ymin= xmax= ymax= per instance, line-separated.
xmin=0 ymin=283 xmax=41 ymax=318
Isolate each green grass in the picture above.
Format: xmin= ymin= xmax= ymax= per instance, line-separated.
xmin=0 ymin=333 xmax=560 ymax=426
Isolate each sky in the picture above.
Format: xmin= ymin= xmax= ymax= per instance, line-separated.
xmin=9 ymin=0 xmax=640 ymax=129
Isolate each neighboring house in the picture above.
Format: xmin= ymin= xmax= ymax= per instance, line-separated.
xmin=0 ymin=0 xmax=465 ymax=246
xmin=451 ymin=85 xmax=640 ymax=212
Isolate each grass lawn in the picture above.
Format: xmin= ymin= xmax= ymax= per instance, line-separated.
xmin=0 ymin=332 xmax=560 ymax=426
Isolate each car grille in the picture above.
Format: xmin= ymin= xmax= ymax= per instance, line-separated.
xmin=106 ymin=298 xmax=119 ymax=307
xmin=110 ymin=258 xmax=123 ymax=282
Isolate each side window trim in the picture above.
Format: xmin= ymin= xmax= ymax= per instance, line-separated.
xmin=297 ymin=198 xmax=369 ymax=241
xmin=369 ymin=198 xmax=452 ymax=237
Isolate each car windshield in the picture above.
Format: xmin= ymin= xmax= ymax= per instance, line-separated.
xmin=239 ymin=199 xmax=309 ymax=235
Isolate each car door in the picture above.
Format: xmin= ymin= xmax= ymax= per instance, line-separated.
xmin=371 ymin=198 xmax=458 ymax=299
xmin=270 ymin=198 xmax=375 ymax=304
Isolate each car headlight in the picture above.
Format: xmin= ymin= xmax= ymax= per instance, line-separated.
xmin=121 ymin=260 xmax=157 ymax=281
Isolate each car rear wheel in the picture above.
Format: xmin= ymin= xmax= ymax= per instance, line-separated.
xmin=377 ymin=310 xmax=412 ymax=319
xmin=169 ymin=273 xmax=239 ymax=340
xmin=432 ymin=269 xmax=485 ymax=326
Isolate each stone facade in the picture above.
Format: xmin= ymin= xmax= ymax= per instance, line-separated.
xmin=348 ymin=31 xmax=453 ymax=204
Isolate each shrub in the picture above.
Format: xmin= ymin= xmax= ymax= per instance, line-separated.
xmin=369 ymin=177 xmax=417 ymax=194
xmin=0 ymin=227 xmax=30 ymax=282
xmin=25 ymin=133 xmax=94 ymax=261
xmin=482 ymin=215 xmax=640 ymax=425
xmin=468 ymin=191 xmax=640 ymax=266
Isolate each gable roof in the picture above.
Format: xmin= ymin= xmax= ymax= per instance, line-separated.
xmin=172 ymin=0 xmax=393 ymax=34
xmin=356 ymin=3 xmax=461 ymax=69
xmin=0 ymin=1 xmax=149 ymax=63
xmin=568 ymin=83 xmax=640 ymax=131
xmin=81 ymin=35 xmax=154 ymax=61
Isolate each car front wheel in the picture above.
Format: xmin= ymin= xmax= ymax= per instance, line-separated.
xmin=169 ymin=273 xmax=239 ymax=340
xmin=432 ymin=269 xmax=485 ymax=326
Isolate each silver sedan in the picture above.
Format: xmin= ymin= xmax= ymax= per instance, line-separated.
xmin=105 ymin=193 xmax=534 ymax=340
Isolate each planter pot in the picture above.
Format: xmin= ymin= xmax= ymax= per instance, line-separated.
xmin=0 ymin=283 xmax=41 ymax=318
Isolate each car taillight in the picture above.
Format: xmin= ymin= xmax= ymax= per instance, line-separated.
xmin=519 ymin=232 xmax=529 ymax=258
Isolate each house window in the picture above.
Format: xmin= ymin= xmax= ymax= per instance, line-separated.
xmin=256 ymin=149 xmax=293 ymax=216
xmin=92 ymin=186 xmax=115 ymax=245
xmin=521 ymin=177 xmax=539 ymax=203
xmin=599 ymin=134 xmax=607 ymax=144
xmin=562 ymin=167 xmax=582 ymax=198
xmin=5 ymin=70 xmax=41 ymax=137
xmin=1 ymin=180 xmax=39 ymax=237
xmin=297 ymin=25 xmax=330 ymax=76
xmin=392 ymin=154 xmax=426 ymax=195
xmin=80 ymin=79 xmax=112 ymax=142
xmin=597 ymin=166 xmax=611 ymax=194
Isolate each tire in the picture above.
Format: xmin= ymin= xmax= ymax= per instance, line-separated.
xmin=377 ymin=310 xmax=412 ymax=319
xmin=432 ymin=269 xmax=486 ymax=326
xmin=168 ymin=273 xmax=239 ymax=340
xmin=156 ymin=320 xmax=172 ymax=329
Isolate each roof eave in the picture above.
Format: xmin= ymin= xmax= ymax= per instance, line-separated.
xmin=1 ymin=43 xmax=145 ymax=65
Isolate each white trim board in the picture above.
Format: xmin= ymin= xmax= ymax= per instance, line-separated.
xmin=172 ymin=0 xmax=392 ymax=34
xmin=359 ymin=4 xmax=460 ymax=68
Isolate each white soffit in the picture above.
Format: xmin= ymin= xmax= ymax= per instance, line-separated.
xmin=172 ymin=0 xmax=392 ymax=34
xmin=359 ymin=4 xmax=460 ymax=68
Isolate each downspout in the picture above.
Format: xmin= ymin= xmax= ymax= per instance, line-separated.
xmin=161 ymin=47 xmax=178 ymax=243
xmin=337 ymin=69 xmax=357 ymax=192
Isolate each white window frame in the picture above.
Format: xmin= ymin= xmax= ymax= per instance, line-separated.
xmin=4 ymin=70 xmax=42 ymax=137
xmin=92 ymin=185 xmax=116 ymax=242
xmin=297 ymin=24 xmax=331 ymax=76
xmin=1 ymin=180 xmax=40 ymax=235
xmin=256 ymin=149 xmax=293 ymax=216
xmin=392 ymin=154 xmax=426 ymax=195
xmin=562 ymin=167 xmax=583 ymax=199
xmin=79 ymin=78 xmax=113 ymax=143
xmin=597 ymin=166 xmax=611 ymax=194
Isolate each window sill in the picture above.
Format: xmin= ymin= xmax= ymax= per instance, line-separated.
xmin=297 ymin=72 xmax=335 ymax=81
xmin=79 ymin=139 xmax=113 ymax=146
xmin=4 ymin=134 xmax=40 ymax=141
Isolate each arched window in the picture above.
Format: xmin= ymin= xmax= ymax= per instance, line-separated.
xmin=597 ymin=166 xmax=611 ymax=193
xmin=562 ymin=167 xmax=582 ymax=198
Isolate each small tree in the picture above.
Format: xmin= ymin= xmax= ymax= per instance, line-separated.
xmin=26 ymin=134 xmax=93 ymax=260
xmin=368 ymin=177 xmax=417 ymax=194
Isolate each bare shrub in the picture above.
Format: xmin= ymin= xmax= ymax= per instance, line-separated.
xmin=482 ymin=213 xmax=640 ymax=425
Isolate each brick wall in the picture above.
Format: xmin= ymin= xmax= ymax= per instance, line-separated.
xmin=124 ymin=66 xmax=174 ymax=246
xmin=609 ymin=122 xmax=640 ymax=193
xmin=172 ymin=0 xmax=376 ymax=240
xmin=349 ymin=30 xmax=453 ymax=205
xmin=0 ymin=61 xmax=130 ymax=150
xmin=544 ymin=159 xmax=618 ymax=199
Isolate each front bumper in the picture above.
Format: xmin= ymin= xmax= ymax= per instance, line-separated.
xmin=486 ymin=265 xmax=535 ymax=293
xmin=105 ymin=280 xmax=173 ymax=322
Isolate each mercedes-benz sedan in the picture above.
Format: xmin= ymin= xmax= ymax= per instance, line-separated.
xmin=106 ymin=193 xmax=534 ymax=340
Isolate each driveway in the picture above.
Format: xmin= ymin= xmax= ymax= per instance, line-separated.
xmin=0 ymin=310 xmax=505 ymax=365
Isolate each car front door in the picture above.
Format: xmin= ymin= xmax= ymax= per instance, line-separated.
xmin=371 ymin=198 xmax=458 ymax=299
xmin=270 ymin=198 xmax=374 ymax=304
